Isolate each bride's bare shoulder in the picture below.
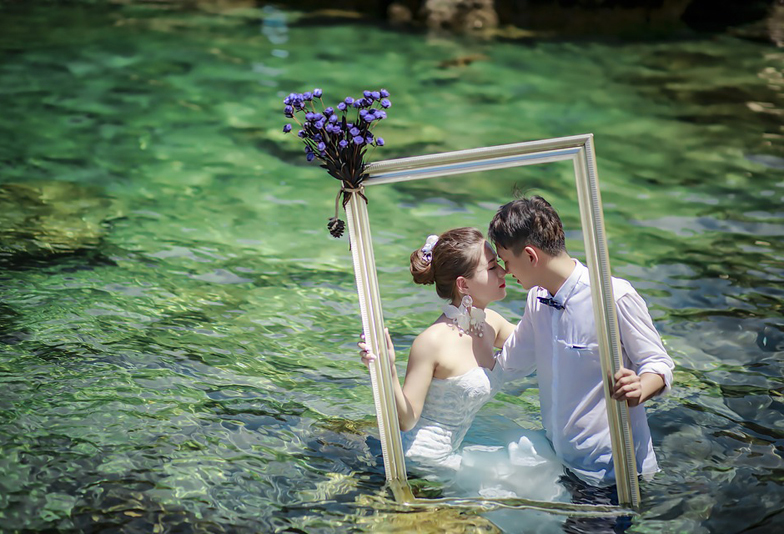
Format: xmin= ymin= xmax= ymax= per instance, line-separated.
xmin=412 ymin=321 xmax=452 ymax=352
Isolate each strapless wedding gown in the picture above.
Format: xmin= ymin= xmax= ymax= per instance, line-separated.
xmin=401 ymin=362 xmax=567 ymax=503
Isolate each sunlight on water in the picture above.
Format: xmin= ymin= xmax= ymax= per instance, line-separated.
xmin=0 ymin=1 xmax=782 ymax=532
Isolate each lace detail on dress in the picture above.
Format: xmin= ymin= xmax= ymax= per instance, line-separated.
xmin=402 ymin=364 xmax=503 ymax=476
xmin=399 ymin=358 xmax=568 ymax=514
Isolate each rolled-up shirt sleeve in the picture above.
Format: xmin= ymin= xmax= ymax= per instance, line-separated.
xmin=499 ymin=292 xmax=538 ymax=377
xmin=617 ymin=291 xmax=674 ymax=396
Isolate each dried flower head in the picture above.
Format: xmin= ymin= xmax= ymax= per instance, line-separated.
xmin=327 ymin=217 xmax=346 ymax=238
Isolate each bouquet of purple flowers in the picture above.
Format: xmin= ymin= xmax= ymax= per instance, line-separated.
xmin=282 ymin=88 xmax=391 ymax=237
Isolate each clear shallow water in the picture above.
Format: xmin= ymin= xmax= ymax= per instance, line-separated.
xmin=0 ymin=2 xmax=782 ymax=532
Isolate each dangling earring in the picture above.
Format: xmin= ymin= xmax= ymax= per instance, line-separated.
xmin=443 ymin=294 xmax=486 ymax=336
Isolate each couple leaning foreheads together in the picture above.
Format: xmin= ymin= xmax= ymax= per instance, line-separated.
xmin=358 ymin=195 xmax=674 ymax=502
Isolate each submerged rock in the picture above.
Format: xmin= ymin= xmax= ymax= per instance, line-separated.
xmin=0 ymin=181 xmax=121 ymax=265
xmin=388 ymin=2 xmax=414 ymax=24
xmin=421 ymin=0 xmax=499 ymax=32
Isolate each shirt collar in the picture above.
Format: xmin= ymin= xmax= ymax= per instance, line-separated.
xmin=551 ymin=258 xmax=584 ymax=305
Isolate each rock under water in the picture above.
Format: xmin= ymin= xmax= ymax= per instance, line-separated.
xmin=0 ymin=181 xmax=121 ymax=266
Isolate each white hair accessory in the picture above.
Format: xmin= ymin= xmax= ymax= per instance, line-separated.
xmin=421 ymin=234 xmax=439 ymax=262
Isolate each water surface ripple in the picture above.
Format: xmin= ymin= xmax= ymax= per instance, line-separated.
xmin=0 ymin=2 xmax=782 ymax=532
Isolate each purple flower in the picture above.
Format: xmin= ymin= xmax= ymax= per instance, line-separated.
xmin=282 ymin=86 xmax=392 ymax=201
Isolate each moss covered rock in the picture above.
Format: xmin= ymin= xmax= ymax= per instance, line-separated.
xmin=0 ymin=181 xmax=121 ymax=264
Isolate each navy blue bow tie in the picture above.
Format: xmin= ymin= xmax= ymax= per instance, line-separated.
xmin=538 ymin=296 xmax=564 ymax=310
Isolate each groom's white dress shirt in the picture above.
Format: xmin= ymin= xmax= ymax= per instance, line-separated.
xmin=499 ymin=259 xmax=674 ymax=486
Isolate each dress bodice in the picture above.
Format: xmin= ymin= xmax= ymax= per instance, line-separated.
xmin=398 ymin=358 xmax=567 ymax=513
xmin=402 ymin=363 xmax=503 ymax=473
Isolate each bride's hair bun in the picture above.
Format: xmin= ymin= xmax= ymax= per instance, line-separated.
xmin=410 ymin=248 xmax=436 ymax=285
xmin=409 ymin=227 xmax=485 ymax=301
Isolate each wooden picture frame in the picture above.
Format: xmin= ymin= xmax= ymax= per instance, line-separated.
xmin=345 ymin=134 xmax=640 ymax=507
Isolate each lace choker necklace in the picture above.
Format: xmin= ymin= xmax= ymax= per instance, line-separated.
xmin=442 ymin=295 xmax=486 ymax=337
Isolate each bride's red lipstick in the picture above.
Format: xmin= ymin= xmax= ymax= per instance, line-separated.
xmin=500 ymin=282 xmax=506 ymax=288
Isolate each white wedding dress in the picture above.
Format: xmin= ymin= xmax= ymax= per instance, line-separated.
xmin=401 ymin=360 xmax=567 ymax=503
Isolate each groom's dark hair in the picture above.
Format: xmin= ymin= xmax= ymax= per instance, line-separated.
xmin=488 ymin=196 xmax=566 ymax=257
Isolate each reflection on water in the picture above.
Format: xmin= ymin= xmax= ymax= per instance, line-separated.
xmin=0 ymin=1 xmax=782 ymax=532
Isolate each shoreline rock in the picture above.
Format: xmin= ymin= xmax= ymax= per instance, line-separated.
xmin=288 ymin=0 xmax=779 ymax=43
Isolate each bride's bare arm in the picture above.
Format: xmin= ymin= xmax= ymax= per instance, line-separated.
xmin=398 ymin=332 xmax=438 ymax=431
xmin=485 ymin=308 xmax=515 ymax=349
xmin=359 ymin=328 xmax=437 ymax=431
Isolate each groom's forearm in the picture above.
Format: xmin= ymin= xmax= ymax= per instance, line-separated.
xmin=635 ymin=372 xmax=666 ymax=406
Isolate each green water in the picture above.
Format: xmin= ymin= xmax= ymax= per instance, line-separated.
xmin=0 ymin=2 xmax=782 ymax=532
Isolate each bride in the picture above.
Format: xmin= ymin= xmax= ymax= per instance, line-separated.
xmin=359 ymin=227 xmax=565 ymax=502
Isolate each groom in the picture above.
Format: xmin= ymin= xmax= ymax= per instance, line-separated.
xmin=488 ymin=195 xmax=674 ymax=487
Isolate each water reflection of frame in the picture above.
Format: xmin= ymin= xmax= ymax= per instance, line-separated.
xmin=347 ymin=134 xmax=640 ymax=508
